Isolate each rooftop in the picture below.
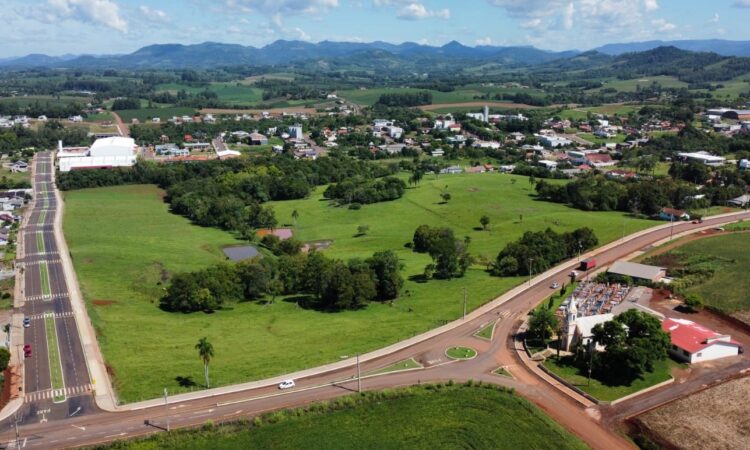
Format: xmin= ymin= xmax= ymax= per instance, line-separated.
xmin=608 ymin=261 xmax=664 ymax=281
xmin=663 ymin=318 xmax=740 ymax=354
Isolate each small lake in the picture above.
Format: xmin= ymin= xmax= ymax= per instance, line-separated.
xmin=223 ymin=245 xmax=261 ymax=261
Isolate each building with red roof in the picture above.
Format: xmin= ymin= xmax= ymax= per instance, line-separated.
xmin=663 ymin=318 xmax=742 ymax=363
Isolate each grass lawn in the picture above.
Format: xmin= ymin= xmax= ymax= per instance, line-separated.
xmin=474 ymin=321 xmax=496 ymax=340
xmin=39 ymin=262 xmax=51 ymax=297
xmin=65 ymin=176 xmax=654 ymax=403
xmin=543 ymin=356 xmax=678 ymax=402
xmin=44 ymin=315 xmax=66 ymax=402
xmin=36 ymin=232 xmax=45 ymax=253
xmin=654 ymin=233 xmax=750 ymax=321
xmin=364 ymin=358 xmax=422 ymax=376
xmin=102 ymin=385 xmax=589 ymax=450
xmin=446 ymin=346 xmax=477 ymax=359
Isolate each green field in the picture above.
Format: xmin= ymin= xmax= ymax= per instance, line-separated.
xmin=543 ymin=356 xmax=677 ymax=402
xmin=338 ymin=85 xmax=546 ymax=106
xmin=115 ymin=107 xmax=197 ymax=122
xmin=588 ymin=76 xmax=688 ymax=93
xmin=100 ymin=385 xmax=588 ymax=450
xmin=45 ymin=315 xmax=66 ymax=402
xmin=155 ymin=82 xmax=264 ymax=106
xmin=657 ymin=233 xmax=750 ymax=321
xmin=0 ymin=95 xmax=86 ymax=108
xmin=65 ymin=176 xmax=654 ymax=402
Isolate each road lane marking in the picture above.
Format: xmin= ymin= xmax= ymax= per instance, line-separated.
xmin=71 ymin=424 xmax=86 ymax=431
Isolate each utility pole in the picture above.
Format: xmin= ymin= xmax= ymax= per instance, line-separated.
xmin=528 ymin=258 xmax=534 ymax=286
xmin=587 ymin=341 xmax=594 ymax=387
xmin=670 ymin=214 xmax=674 ymax=240
xmin=164 ymin=388 xmax=169 ymax=432
xmin=13 ymin=414 xmax=20 ymax=450
xmin=462 ymin=287 xmax=467 ymax=320
xmin=356 ymin=354 xmax=361 ymax=393
xmin=577 ymin=242 xmax=582 ymax=262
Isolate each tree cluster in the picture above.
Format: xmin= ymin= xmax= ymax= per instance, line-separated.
xmin=376 ymin=91 xmax=432 ymax=107
xmin=490 ymin=227 xmax=598 ymax=276
xmin=323 ymin=176 xmax=406 ymax=205
xmin=160 ymin=250 xmax=403 ymax=313
xmin=412 ymin=225 xmax=472 ymax=279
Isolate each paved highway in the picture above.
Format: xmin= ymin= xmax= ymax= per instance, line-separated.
xmin=3 ymin=152 xmax=749 ymax=449
xmin=15 ymin=152 xmax=94 ymax=430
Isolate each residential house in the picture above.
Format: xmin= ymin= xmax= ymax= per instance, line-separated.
xmin=440 ymin=165 xmax=463 ymax=174
xmin=249 ymin=132 xmax=269 ymax=146
xmin=431 ymin=149 xmax=445 ymax=157
xmin=663 ymin=318 xmax=742 ymax=363
xmin=658 ymin=207 xmax=690 ymax=221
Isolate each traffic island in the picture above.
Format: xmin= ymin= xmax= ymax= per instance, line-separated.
xmin=445 ymin=346 xmax=477 ymax=360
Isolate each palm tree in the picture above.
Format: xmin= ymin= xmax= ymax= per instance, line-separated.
xmin=195 ymin=337 xmax=214 ymax=388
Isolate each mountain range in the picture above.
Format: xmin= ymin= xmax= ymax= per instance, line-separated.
xmin=2 ymin=39 xmax=750 ymax=70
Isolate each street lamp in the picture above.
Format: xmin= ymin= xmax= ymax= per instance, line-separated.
xmin=528 ymin=258 xmax=534 ymax=286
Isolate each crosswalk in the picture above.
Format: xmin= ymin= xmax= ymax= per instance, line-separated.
xmin=22 ymin=251 xmax=60 ymax=258
xmin=25 ymin=293 xmax=69 ymax=302
xmin=25 ymin=384 xmax=93 ymax=403
xmin=22 ymin=259 xmax=62 ymax=266
xmin=25 ymin=311 xmax=74 ymax=320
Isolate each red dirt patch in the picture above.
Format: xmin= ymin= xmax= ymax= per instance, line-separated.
xmin=256 ymin=228 xmax=294 ymax=240
xmin=93 ymin=299 xmax=117 ymax=306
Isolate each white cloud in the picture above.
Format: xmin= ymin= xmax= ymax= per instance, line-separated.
xmin=46 ymin=0 xmax=128 ymax=32
xmin=475 ymin=36 xmax=493 ymax=45
xmin=732 ymin=0 xmax=750 ymax=8
xmin=643 ymin=0 xmax=658 ymax=12
xmin=223 ymin=0 xmax=339 ymax=15
xmin=710 ymin=12 xmax=719 ymax=23
xmin=138 ymin=5 xmax=169 ymax=23
xmin=397 ymin=3 xmax=450 ymax=20
xmin=520 ymin=18 xmax=543 ymax=29
xmin=651 ymin=18 xmax=675 ymax=32
xmin=563 ymin=2 xmax=575 ymax=29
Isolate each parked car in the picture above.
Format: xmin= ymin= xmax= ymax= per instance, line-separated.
xmin=23 ymin=317 xmax=30 ymax=328
xmin=23 ymin=344 xmax=31 ymax=358
xmin=278 ymin=379 xmax=296 ymax=390
xmin=550 ymin=282 xmax=560 ymax=289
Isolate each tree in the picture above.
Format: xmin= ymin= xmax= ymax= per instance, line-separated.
xmin=291 ymin=209 xmax=299 ymax=226
xmin=683 ymin=293 xmax=704 ymax=312
xmin=0 ymin=347 xmax=10 ymax=372
xmin=367 ymin=250 xmax=403 ymax=300
xmin=357 ymin=224 xmax=370 ymax=236
xmin=528 ymin=308 xmax=559 ymax=342
xmin=195 ymin=337 xmax=215 ymax=388
xmin=591 ymin=309 xmax=670 ymax=384
xmin=480 ymin=215 xmax=490 ymax=231
xmin=440 ymin=192 xmax=451 ymax=203
xmin=267 ymin=278 xmax=284 ymax=305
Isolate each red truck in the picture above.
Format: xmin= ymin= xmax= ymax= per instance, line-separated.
xmin=579 ymin=258 xmax=597 ymax=271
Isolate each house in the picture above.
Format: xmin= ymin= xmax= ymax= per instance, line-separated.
xmin=431 ymin=149 xmax=445 ymax=157
xmin=68 ymin=115 xmax=83 ymax=123
xmin=659 ymin=208 xmax=690 ymax=221
xmin=536 ymin=134 xmax=572 ymax=148
xmin=387 ymin=126 xmax=403 ymax=139
xmin=465 ymin=166 xmax=485 ymax=174
xmin=249 ymin=132 xmax=269 ymax=146
xmin=10 ymin=161 xmax=28 ymax=173
xmin=663 ymin=318 xmax=742 ymax=363
xmin=727 ymin=194 xmax=750 ymax=208
xmin=152 ymin=117 xmax=161 ymax=124
xmin=447 ymin=135 xmax=466 ymax=145
xmin=538 ymin=160 xmax=558 ymax=170
xmin=483 ymin=164 xmax=495 ymax=172
xmin=608 ymin=261 xmax=666 ymax=283
xmin=288 ymin=124 xmax=304 ymax=140
xmin=379 ymin=144 xmax=405 ymax=155
xmin=585 ymin=153 xmax=615 ymax=167
xmin=440 ymin=165 xmax=463 ymax=174
xmin=472 ymin=140 xmax=501 ymax=150
xmin=216 ymin=149 xmax=242 ymax=160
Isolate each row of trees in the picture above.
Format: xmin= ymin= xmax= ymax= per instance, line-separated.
xmin=161 ymin=250 xmax=403 ymax=313
xmin=376 ymin=91 xmax=432 ymax=107
xmin=491 ymin=227 xmax=598 ymax=276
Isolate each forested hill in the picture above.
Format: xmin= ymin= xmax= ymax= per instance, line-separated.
xmin=535 ymin=46 xmax=750 ymax=83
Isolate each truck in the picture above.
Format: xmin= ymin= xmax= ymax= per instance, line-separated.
xmin=579 ymin=258 xmax=597 ymax=271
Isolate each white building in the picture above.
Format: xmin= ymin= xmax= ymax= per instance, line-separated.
xmin=388 ymin=126 xmax=403 ymax=139
xmin=288 ymin=124 xmax=304 ymax=140
xmin=58 ymin=137 xmax=137 ymax=172
xmin=663 ymin=318 xmax=742 ymax=363
xmin=561 ymin=297 xmax=614 ymax=351
xmin=676 ymin=151 xmax=726 ymax=166
xmin=536 ymin=134 xmax=572 ymax=148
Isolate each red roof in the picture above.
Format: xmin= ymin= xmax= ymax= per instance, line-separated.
xmin=661 ymin=207 xmax=687 ymax=217
xmin=585 ymin=153 xmax=613 ymax=163
xmin=662 ymin=318 xmax=741 ymax=354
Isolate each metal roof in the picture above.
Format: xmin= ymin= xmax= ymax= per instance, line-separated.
xmin=608 ymin=261 xmax=664 ymax=281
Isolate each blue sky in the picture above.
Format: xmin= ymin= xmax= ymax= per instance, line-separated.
xmin=3 ymin=0 xmax=750 ymax=57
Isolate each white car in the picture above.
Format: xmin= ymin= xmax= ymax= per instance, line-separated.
xmin=278 ymin=379 xmax=296 ymax=390
xmin=550 ymin=282 xmax=560 ymax=289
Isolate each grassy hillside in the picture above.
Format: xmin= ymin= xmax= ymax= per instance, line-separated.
xmin=65 ymin=176 xmax=653 ymax=402
xmin=99 ymin=385 xmax=589 ymax=450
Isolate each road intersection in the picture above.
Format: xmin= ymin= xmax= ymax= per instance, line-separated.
xmin=2 ymin=151 xmax=749 ymax=449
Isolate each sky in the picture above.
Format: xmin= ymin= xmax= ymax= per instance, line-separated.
xmin=3 ymin=0 xmax=750 ymax=58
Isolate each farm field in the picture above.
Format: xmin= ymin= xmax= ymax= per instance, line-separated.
xmin=338 ymin=86 xmax=546 ymax=107
xmin=65 ymin=175 xmax=654 ymax=402
xmin=587 ymin=76 xmax=688 ymax=92
xmin=155 ymin=82 xmax=264 ymax=106
xmin=0 ymin=95 xmax=87 ymax=108
xmin=115 ymin=107 xmax=197 ymax=122
xmin=635 ymin=376 xmax=750 ymax=450
xmin=646 ymin=233 xmax=750 ymax=324
xmin=101 ymin=385 xmax=589 ymax=450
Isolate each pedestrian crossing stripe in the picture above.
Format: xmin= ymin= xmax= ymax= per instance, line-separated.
xmin=24 ymin=293 xmax=69 ymax=302
xmin=25 ymin=311 xmax=74 ymax=320
xmin=22 ymin=259 xmax=62 ymax=266
xmin=21 ymin=252 xmax=59 ymax=258
xmin=25 ymin=384 xmax=93 ymax=402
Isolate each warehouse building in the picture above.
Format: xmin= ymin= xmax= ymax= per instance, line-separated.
xmin=608 ymin=261 xmax=666 ymax=283
xmin=58 ymin=137 xmax=137 ymax=172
